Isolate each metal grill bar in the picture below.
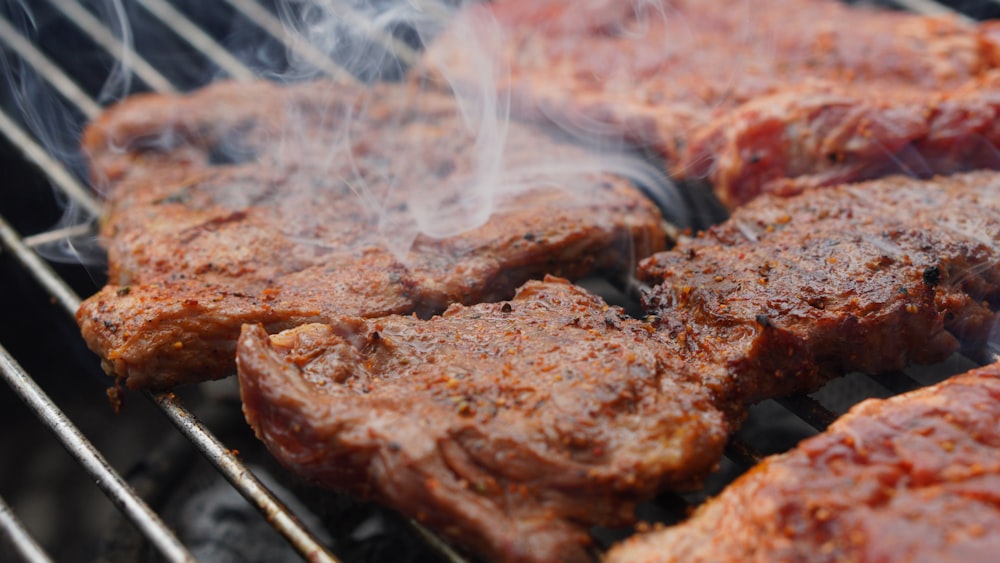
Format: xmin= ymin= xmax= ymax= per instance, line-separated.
xmin=876 ymin=370 xmax=925 ymax=395
xmin=150 ymin=392 xmax=341 ymax=563
xmin=0 ymin=342 xmax=194 ymax=563
xmin=0 ymin=5 xmax=458 ymax=560
xmin=312 ymin=0 xmax=421 ymax=67
xmin=135 ymin=0 xmax=257 ymax=81
xmin=774 ymin=395 xmax=838 ymax=432
xmin=44 ymin=0 xmax=178 ymax=95
xmin=21 ymin=223 xmax=93 ymax=249
xmin=0 ymin=0 xmax=987 ymax=561
xmin=1 ymin=179 xmax=341 ymax=563
xmin=0 ymin=495 xmax=53 ymax=563
xmin=724 ymin=438 xmax=763 ymax=467
xmin=405 ymin=520 xmax=468 ymax=563
xmin=0 ymin=218 xmax=89 ymax=322
xmin=0 ymin=16 xmax=101 ymax=119
xmin=0 ymin=109 xmax=101 ymax=216
xmin=889 ymin=0 xmax=974 ymax=22
xmin=221 ymin=0 xmax=359 ymax=83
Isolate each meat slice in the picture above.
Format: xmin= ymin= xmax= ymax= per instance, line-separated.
xmin=236 ymin=277 xmax=730 ymax=563
xmin=421 ymin=0 xmax=1000 ymax=207
xmin=605 ymin=363 xmax=1000 ymax=563
xmin=75 ymin=80 xmax=668 ymax=389
xmin=639 ymin=170 xmax=1000 ymax=405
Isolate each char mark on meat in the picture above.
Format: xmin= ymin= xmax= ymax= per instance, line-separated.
xmin=239 ymin=171 xmax=1000 ymax=562
xmin=76 ymin=80 xmax=668 ymax=389
xmin=423 ymin=0 xmax=1000 ymax=207
xmin=639 ymin=170 xmax=1000 ymax=406
xmin=237 ymin=277 xmax=729 ymax=563
xmin=606 ymin=363 xmax=1000 ymax=562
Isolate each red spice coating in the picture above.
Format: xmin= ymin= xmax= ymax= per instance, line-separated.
xmin=237 ymin=277 xmax=729 ymax=563
xmin=75 ymin=80 xmax=667 ymax=389
xmin=640 ymin=171 xmax=1000 ymax=406
xmin=423 ymin=0 xmax=1000 ymax=207
xmin=606 ymin=363 xmax=1000 ymax=562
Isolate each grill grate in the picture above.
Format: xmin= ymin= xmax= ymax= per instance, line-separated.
xmin=0 ymin=1 xmax=993 ymax=561
xmin=0 ymin=494 xmax=52 ymax=563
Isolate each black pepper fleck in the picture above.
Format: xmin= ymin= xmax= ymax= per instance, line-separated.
xmin=922 ymin=265 xmax=941 ymax=286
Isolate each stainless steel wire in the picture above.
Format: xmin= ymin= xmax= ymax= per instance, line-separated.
xmin=890 ymin=0 xmax=974 ymax=22
xmin=0 ymin=217 xmax=89 ymax=322
xmin=0 ymin=16 xmax=101 ymax=119
xmin=311 ymin=0 xmax=421 ymax=67
xmin=0 ymin=494 xmax=54 ymax=563
xmin=44 ymin=0 xmax=178 ymax=94
xmin=221 ymin=0 xmax=360 ymax=82
xmin=774 ymin=395 xmax=838 ymax=432
xmin=149 ymin=392 xmax=341 ymax=563
xmin=0 ymin=109 xmax=101 ymax=216
xmin=0 ymin=4 xmax=446 ymax=559
xmin=0 ymin=178 xmax=342 ymax=563
xmin=0 ymin=0 xmax=983 ymax=561
xmin=0 ymin=339 xmax=194 ymax=563
xmin=135 ymin=0 xmax=257 ymax=81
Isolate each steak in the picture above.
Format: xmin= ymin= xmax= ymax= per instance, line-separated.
xmin=75 ymin=80 xmax=668 ymax=389
xmin=639 ymin=170 xmax=1000 ymax=406
xmin=236 ymin=277 xmax=731 ymax=563
xmin=236 ymin=170 xmax=1000 ymax=561
xmin=605 ymin=363 xmax=1000 ymax=562
xmin=421 ymin=0 xmax=1000 ymax=207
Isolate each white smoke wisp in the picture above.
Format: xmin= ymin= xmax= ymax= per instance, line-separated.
xmin=270 ymin=0 xmax=519 ymax=259
xmin=11 ymin=0 xmax=693 ymax=269
xmin=399 ymin=1 xmax=511 ymax=242
xmin=271 ymin=0 xmax=690 ymax=261
xmin=2 ymin=0 xmax=139 ymax=266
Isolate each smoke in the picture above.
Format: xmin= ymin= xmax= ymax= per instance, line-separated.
xmin=0 ymin=1 xmax=116 ymax=265
xmin=256 ymin=0 xmax=525 ymax=257
xmin=251 ymin=0 xmax=686 ymax=258
xmin=5 ymin=0 xmax=690 ymax=270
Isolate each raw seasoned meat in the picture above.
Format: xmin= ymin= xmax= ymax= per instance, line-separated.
xmin=639 ymin=170 xmax=1000 ymax=405
xmin=422 ymin=0 xmax=1000 ymax=207
xmin=75 ymin=80 xmax=668 ymax=389
xmin=606 ymin=363 xmax=1000 ymax=562
xmin=237 ymin=277 xmax=730 ymax=563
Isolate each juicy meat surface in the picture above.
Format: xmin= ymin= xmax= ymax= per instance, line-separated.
xmin=422 ymin=0 xmax=1000 ymax=207
xmin=640 ymin=170 xmax=1000 ymax=406
xmin=237 ymin=277 xmax=730 ymax=563
xmin=606 ymin=363 xmax=1000 ymax=563
xmin=75 ymin=80 xmax=667 ymax=389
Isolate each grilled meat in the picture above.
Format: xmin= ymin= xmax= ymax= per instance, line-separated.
xmin=422 ymin=0 xmax=1000 ymax=207
xmin=639 ymin=170 xmax=1000 ymax=406
xmin=75 ymin=80 xmax=668 ymax=389
xmin=237 ymin=277 xmax=730 ymax=563
xmin=606 ymin=363 xmax=1000 ymax=563
xmin=684 ymin=71 xmax=1000 ymax=206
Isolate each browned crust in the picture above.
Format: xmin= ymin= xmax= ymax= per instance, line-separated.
xmin=423 ymin=0 xmax=1000 ymax=207
xmin=639 ymin=170 xmax=1000 ymax=405
xmin=76 ymin=80 xmax=668 ymax=389
xmin=237 ymin=277 xmax=729 ymax=563
xmin=606 ymin=364 xmax=1000 ymax=562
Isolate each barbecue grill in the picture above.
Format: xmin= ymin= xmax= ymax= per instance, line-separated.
xmin=2 ymin=1 xmax=998 ymax=561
